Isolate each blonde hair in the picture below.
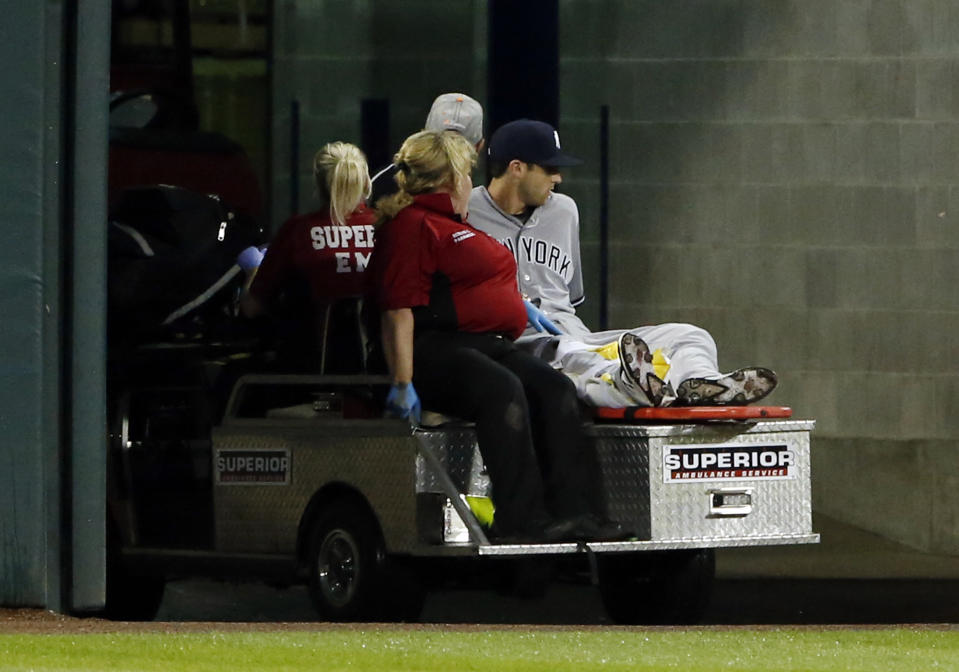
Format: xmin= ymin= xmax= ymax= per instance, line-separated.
xmin=376 ymin=130 xmax=477 ymax=220
xmin=313 ymin=142 xmax=371 ymax=226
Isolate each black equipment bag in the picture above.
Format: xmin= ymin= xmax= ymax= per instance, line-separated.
xmin=108 ymin=185 xmax=263 ymax=345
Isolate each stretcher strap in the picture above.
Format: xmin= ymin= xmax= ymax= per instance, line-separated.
xmin=162 ymin=264 xmax=242 ymax=325
xmin=110 ymin=221 xmax=155 ymax=257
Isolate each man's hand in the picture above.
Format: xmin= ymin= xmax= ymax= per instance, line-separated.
xmin=385 ymin=382 xmax=422 ymax=424
xmin=524 ymin=300 xmax=561 ymax=335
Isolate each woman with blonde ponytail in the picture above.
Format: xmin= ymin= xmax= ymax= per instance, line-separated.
xmin=368 ymin=130 xmax=625 ymax=544
xmin=314 ymin=142 xmax=371 ymax=227
xmin=241 ymin=141 xmax=376 ymax=322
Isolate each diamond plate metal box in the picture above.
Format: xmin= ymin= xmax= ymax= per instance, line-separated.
xmin=414 ymin=427 xmax=489 ymax=495
xmin=416 ymin=419 xmax=815 ymax=545
xmin=589 ymin=420 xmax=815 ymax=543
xmin=212 ymin=420 xmax=421 ymax=554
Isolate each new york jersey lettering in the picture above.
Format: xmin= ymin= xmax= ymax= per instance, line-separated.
xmin=501 ymin=236 xmax=573 ymax=280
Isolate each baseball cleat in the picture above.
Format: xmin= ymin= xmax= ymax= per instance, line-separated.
xmin=619 ymin=332 xmax=672 ymax=407
xmin=676 ymin=367 xmax=778 ymax=406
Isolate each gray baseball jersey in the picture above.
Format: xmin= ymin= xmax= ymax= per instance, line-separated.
xmin=468 ymin=186 xmax=590 ymax=339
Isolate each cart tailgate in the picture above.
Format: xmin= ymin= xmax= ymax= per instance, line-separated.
xmin=592 ymin=419 xmax=815 ymax=543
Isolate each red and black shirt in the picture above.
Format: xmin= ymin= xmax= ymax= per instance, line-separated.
xmin=250 ymin=205 xmax=377 ymax=306
xmin=371 ymin=193 xmax=527 ymax=340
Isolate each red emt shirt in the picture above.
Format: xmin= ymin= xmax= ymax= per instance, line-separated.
xmin=250 ymin=205 xmax=377 ymax=306
xmin=372 ymin=193 xmax=527 ymax=340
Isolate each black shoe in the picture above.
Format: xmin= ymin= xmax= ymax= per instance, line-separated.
xmin=490 ymin=515 xmax=631 ymax=545
xmin=574 ymin=514 xmax=635 ymax=542
xmin=488 ymin=516 xmax=580 ymax=545
xmin=538 ymin=516 xmax=586 ymax=543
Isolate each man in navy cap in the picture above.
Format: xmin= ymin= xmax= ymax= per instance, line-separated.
xmin=468 ymin=119 xmax=778 ymax=408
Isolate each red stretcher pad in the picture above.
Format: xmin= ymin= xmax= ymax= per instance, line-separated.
xmin=594 ymin=405 xmax=793 ymax=422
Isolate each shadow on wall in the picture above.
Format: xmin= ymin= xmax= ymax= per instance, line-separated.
xmin=562 ymin=1 xmax=766 ymax=333
xmin=369 ymin=2 xmax=485 ymax=157
xmin=565 ymin=1 xmax=959 ymax=557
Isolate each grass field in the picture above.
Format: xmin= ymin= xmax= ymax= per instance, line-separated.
xmin=2 ymin=628 xmax=958 ymax=671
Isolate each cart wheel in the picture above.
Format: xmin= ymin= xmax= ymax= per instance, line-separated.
xmin=598 ymin=549 xmax=714 ymax=625
xmin=306 ymin=500 xmax=424 ymax=622
xmin=102 ymin=522 xmax=166 ymax=621
xmin=379 ymin=557 xmax=427 ymax=623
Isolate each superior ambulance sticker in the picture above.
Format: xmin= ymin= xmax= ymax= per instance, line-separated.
xmin=663 ymin=443 xmax=795 ymax=483
xmin=216 ymin=448 xmax=291 ymax=485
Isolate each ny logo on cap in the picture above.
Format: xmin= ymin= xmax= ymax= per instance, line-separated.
xmin=554 ymin=131 xmax=561 ymax=148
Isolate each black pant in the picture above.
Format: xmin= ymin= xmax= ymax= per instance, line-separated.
xmin=412 ymin=330 xmax=595 ymax=535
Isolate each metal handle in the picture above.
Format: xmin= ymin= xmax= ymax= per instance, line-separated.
xmin=708 ymin=487 xmax=753 ymax=518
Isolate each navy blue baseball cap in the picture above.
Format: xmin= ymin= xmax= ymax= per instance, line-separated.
xmin=487 ymin=119 xmax=583 ymax=167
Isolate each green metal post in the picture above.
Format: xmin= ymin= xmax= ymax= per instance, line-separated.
xmin=66 ymin=0 xmax=110 ymax=612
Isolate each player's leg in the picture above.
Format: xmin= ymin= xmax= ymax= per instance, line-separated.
xmin=632 ymin=322 xmax=720 ymax=384
xmin=545 ymin=335 xmax=664 ymax=407
xmin=561 ymin=350 xmax=641 ymax=407
xmin=632 ymin=323 xmax=777 ymax=405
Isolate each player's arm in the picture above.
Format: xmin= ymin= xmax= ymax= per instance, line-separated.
xmin=381 ymin=307 xmax=414 ymax=384
xmin=568 ymin=203 xmax=585 ymax=304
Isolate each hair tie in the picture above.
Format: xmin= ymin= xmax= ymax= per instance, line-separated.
xmin=396 ymin=161 xmax=410 ymax=173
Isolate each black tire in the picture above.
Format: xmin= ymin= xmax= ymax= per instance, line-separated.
xmin=508 ymin=557 xmax=552 ymax=598
xmin=306 ymin=500 xmax=424 ymax=622
xmin=598 ymin=549 xmax=715 ymax=625
xmin=102 ymin=523 xmax=166 ymax=621
xmin=379 ymin=557 xmax=427 ymax=623
xmin=104 ymin=395 xmax=165 ymax=623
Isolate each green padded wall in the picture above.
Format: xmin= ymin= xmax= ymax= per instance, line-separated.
xmin=0 ymin=0 xmax=109 ymax=610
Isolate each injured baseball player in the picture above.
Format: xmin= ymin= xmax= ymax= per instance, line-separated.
xmin=467 ymin=119 xmax=777 ymax=408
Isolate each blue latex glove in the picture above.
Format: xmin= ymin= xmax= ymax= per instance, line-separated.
xmin=237 ymin=245 xmax=265 ymax=271
xmin=524 ymin=300 xmax=561 ymax=335
xmin=385 ymin=382 xmax=422 ymax=424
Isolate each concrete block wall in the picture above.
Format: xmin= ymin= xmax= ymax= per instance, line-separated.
xmin=559 ymin=0 xmax=959 ymax=553
xmin=272 ymin=0 xmax=486 ymax=228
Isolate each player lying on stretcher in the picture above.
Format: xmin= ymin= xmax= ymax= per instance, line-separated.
xmin=364 ymin=94 xmax=775 ymax=412
xmin=467 ymin=119 xmax=777 ymax=409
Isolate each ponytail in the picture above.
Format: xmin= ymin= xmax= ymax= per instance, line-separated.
xmin=313 ymin=142 xmax=371 ymax=226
